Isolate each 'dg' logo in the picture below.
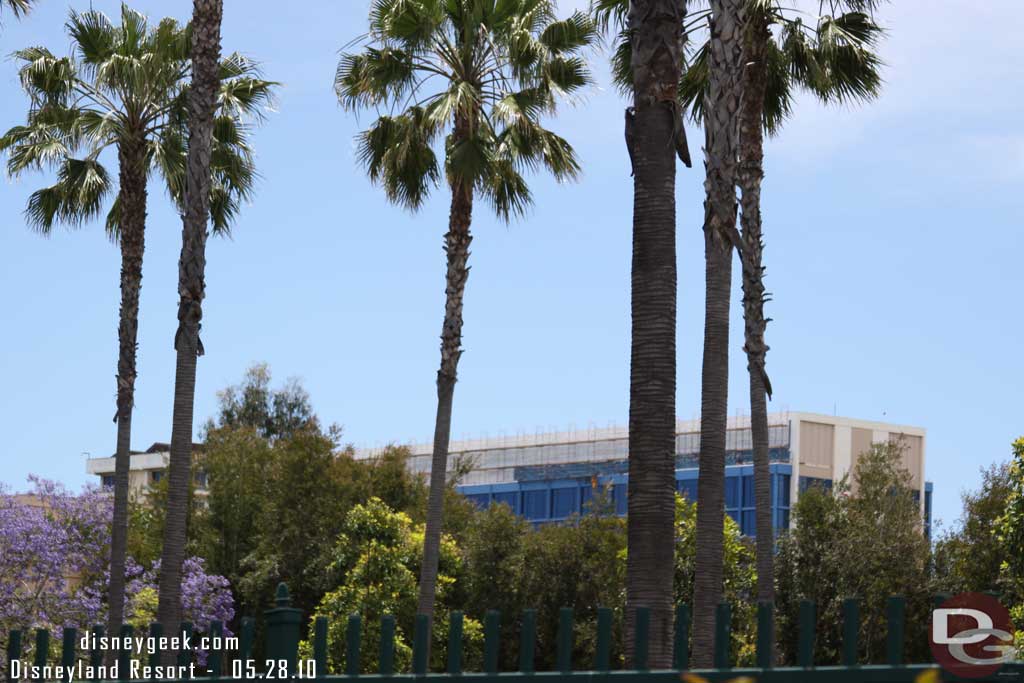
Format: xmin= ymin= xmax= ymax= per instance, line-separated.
xmin=930 ymin=592 xmax=1016 ymax=679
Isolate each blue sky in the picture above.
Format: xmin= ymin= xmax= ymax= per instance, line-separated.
xmin=1 ymin=0 xmax=1021 ymax=534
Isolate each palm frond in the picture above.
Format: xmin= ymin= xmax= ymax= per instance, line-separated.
xmin=25 ymin=155 xmax=112 ymax=233
xmin=357 ymin=108 xmax=441 ymax=211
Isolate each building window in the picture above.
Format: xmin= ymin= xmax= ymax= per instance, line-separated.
xmin=798 ymin=476 xmax=832 ymax=494
xmin=194 ymin=470 xmax=208 ymax=489
xmin=493 ymin=491 xmax=518 ymax=513
xmin=551 ymin=488 xmax=577 ymax=519
xmin=676 ymin=478 xmax=697 ymax=501
xmin=523 ymin=490 xmax=548 ymax=520
xmin=150 ymin=471 xmax=164 ymax=484
xmin=613 ymin=484 xmax=627 ymax=516
xmin=467 ymin=493 xmax=490 ymax=510
xmin=101 ymin=475 xmax=115 ymax=489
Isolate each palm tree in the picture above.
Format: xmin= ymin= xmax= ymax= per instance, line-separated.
xmin=336 ymin=0 xmax=595 ymax=628
xmin=156 ymin=0 xmax=230 ymax=654
xmin=678 ymin=0 xmax=883 ymax=659
xmin=1 ymin=0 xmax=36 ymax=25
xmin=592 ymin=0 xmax=691 ymax=667
xmin=0 ymin=3 xmax=272 ymax=647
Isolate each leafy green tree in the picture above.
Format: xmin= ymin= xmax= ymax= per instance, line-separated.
xmin=336 ymin=0 xmax=595 ymax=625
xmin=310 ymin=498 xmax=483 ymax=673
xmin=205 ymin=363 xmax=318 ymax=441
xmin=776 ymin=441 xmax=932 ymax=665
xmin=0 ymin=3 xmax=272 ymax=641
xmin=996 ymin=438 xmax=1024 ymax=593
xmin=934 ymin=462 xmax=1014 ymax=595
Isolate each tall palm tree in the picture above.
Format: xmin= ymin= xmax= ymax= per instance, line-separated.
xmin=679 ymin=0 xmax=883 ymax=657
xmin=336 ymin=0 xmax=595 ymax=627
xmin=689 ymin=0 xmax=745 ymax=667
xmin=592 ymin=0 xmax=691 ymax=667
xmin=157 ymin=0 xmax=229 ymax=654
xmin=0 ymin=3 xmax=272 ymax=647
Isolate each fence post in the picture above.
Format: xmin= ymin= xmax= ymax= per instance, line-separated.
xmin=594 ymin=608 xmax=612 ymax=673
xmin=756 ymin=602 xmax=773 ymax=669
xmin=519 ymin=610 xmax=536 ymax=674
xmin=448 ymin=611 xmax=463 ymax=675
xmin=557 ymin=608 xmax=573 ymax=674
xmin=60 ymin=628 xmax=76 ymax=683
xmin=207 ymin=620 xmax=224 ymax=678
xmin=797 ymin=600 xmax=815 ymax=668
xmin=412 ymin=614 xmax=428 ymax=676
xmin=931 ymin=594 xmax=950 ymax=664
xmin=239 ymin=617 xmax=255 ymax=664
xmin=842 ymin=598 xmax=859 ymax=667
xmin=673 ymin=604 xmax=689 ymax=671
xmin=887 ymin=596 xmax=905 ymax=667
xmin=177 ymin=623 xmax=193 ymax=669
xmin=33 ymin=629 xmax=49 ymax=673
xmin=88 ymin=625 xmax=103 ymax=669
xmin=147 ymin=624 xmax=162 ymax=677
xmin=713 ymin=603 xmax=731 ymax=670
xmin=345 ymin=615 xmax=361 ymax=676
xmin=264 ymin=583 xmax=302 ymax=676
xmin=379 ymin=615 xmax=395 ymax=676
xmin=7 ymin=629 xmax=22 ymax=683
xmin=117 ymin=624 xmax=131 ymax=681
xmin=483 ymin=611 xmax=500 ymax=675
xmin=634 ymin=607 xmax=650 ymax=671
xmin=312 ymin=617 xmax=327 ymax=677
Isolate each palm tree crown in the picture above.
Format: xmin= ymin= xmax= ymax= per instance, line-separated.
xmin=336 ymin=0 xmax=595 ymax=218
xmin=0 ymin=4 xmax=274 ymax=235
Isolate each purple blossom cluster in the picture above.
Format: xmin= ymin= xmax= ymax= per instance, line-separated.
xmin=1 ymin=478 xmax=234 ymax=666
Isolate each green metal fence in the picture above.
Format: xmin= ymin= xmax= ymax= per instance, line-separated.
xmin=5 ymin=583 xmax=1022 ymax=682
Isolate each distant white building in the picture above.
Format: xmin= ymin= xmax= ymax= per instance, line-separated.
xmin=85 ymin=442 xmax=208 ymax=497
xmin=355 ymin=411 xmax=932 ymax=537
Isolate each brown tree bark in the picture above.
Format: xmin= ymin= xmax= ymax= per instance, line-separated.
xmin=736 ymin=11 xmax=775 ymax=613
xmin=105 ymin=136 xmax=148 ymax=659
xmin=692 ymin=0 xmax=744 ymax=669
xmin=157 ymin=0 xmax=223 ymax=662
xmin=416 ymin=118 xmax=474 ymax=631
xmin=624 ymin=0 xmax=687 ymax=669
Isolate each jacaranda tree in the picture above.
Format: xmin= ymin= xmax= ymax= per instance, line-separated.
xmin=336 ymin=0 xmax=595 ymax=628
xmin=0 ymin=3 xmax=273 ymax=645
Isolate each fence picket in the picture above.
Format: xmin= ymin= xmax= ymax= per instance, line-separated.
xmin=117 ymin=625 xmax=131 ymax=681
xmin=842 ymin=598 xmax=859 ymax=667
xmin=798 ymin=600 xmax=816 ymax=668
xmin=312 ymin=617 xmax=327 ymax=677
xmin=378 ymin=615 xmax=395 ymax=676
xmin=239 ymin=618 xmax=255 ymax=663
xmin=147 ymin=624 xmax=162 ymax=677
xmin=447 ymin=611 xmax=463 ymax=675
xmin=32 ymin=629 xmax=48 ymax=672
xmin=634 ymin=607 xmax=649 ymax=671
xmin=713 ymin=603 xmax=731 ymax=670
xmin=556 ymin=608 xmax=573 ymax=673
xmin=60 ymin=627 xmax=76 ymax=683
xmin=756 ymin=601 xmax=773 ymax=669
xmin=207 ymin=621 xmax=224 ymax=678
xmin=345 ymin=615 xmax=361 ymax=676
xmin=7 ymin=629 xmax=22 ymax=683
xmin=594 ymin=608 xmax=611 ymax=673
xmin=887 ymin=596 xmax=906 ymax=666
xmin=483 ymin=611 xmax=500 ymax=675
xmin=673 ymin=604 xmax=689 ymax=670
xmin=519 ymin=610 xmax=536 ymax=674
xmin=412 ymin=614 xmax=428 ymax=676
xmin=177 ymin=623 xmax=193 ymax=670
xmin=88 ymin=625 xmax=103 ymax=669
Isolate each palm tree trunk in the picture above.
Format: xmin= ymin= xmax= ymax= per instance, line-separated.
xmin=416 ymin=123 xmax=474 ymax=631
xmin=106 ymin=137 xmax=148 ymax=659
xmin=624 ymin=0 xmax=686 ymax=669
xmin=692 ymin=0 xmax=744 ymax=668
xmin=157 ymin=0 xmax=223 ymax=662
xmin=736 ymin=12 xmax=774 ymax=612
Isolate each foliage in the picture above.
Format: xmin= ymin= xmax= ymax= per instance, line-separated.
xmin=0 ymin=4 xmax=275 ymax=236
xmin=337 ymin=0 xmax=595 ymax=219
xmin=204 ymin=363 xmax=319 ymax=441
xmin=933 ymin=462 xmax=1013 ymax=595
xmin=996 ymin=438 xmax=1024 ymax=595
xmin=673 ymin=495 xmax=757 ymax=665
xmin=308 ymin=498 xmax=482 ymax=673
xmin=0 ymin=480 xmax=232 ymax=666
xmin=776 ymin=441 xmax=932 ymax=665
